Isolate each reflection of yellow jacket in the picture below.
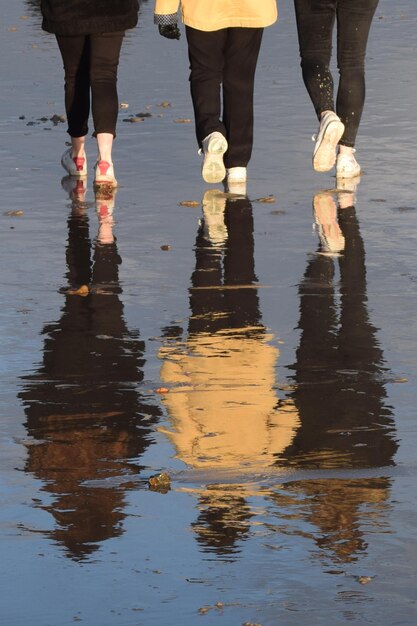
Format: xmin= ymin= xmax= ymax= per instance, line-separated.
xmin=158 ymin=329 xmax=299 ymax=471
xmin=154 ymin=0 xmax=278 ymax=31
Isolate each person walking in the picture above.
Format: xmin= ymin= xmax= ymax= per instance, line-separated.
xmin=154 ymin=0 xmax=278 ymax=189
xmin=40 ymin=0 xmax=139 ymax=188
xmin=294 ymin=0 xmax=379 ymax=178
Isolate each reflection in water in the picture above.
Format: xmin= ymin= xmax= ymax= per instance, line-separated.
xmin=158 ymin=188 xmax=397 ymax=563
xmin=270 ymin=190 xmax=398 ymax=564
xmin=159 ymin=190 xmax=299 ymax=472
xmin=19 ymin=183 xmax=159 ymax=560
xmin=159 ymin=190 xmax=298 ymax=555
xmin=285 ymin=190 xmax=397 ymax=470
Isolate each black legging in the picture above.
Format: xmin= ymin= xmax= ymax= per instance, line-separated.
xmin=185 ymin=26 xmax=263 ymax=168
xmin=56 ymin=31 xmax=124 ymax=138
xmin=294 ymin=0 xmax=379 ymax=147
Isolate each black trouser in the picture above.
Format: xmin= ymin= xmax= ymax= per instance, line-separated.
xmin=56 ymin=32 xmax=124 ymax=138
xmin=185 ymin=26 xmax=263 ymax=168
xmin=294 ymin=0 xmax=379 ymax=147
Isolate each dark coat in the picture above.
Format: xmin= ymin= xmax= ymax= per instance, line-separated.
xmin=41 ymin=0 xmax=139 ymax=36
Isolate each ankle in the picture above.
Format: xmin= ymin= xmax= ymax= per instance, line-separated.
xmin=338 ymin=145 xmax=355 ymax=156
xmin=320 ymin=110 xmax=334 ymax=119
xmin=70 ymin=137 xmax=86 ymax=159
xmin=97 ymin=155 xmax=113 ymax=165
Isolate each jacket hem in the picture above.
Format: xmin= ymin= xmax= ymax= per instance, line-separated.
xmin=42 ymin=16 xmax=138 ymax=36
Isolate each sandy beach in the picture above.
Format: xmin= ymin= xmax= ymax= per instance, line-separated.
xmin=1 ymin=0 xmax=417 ymax=624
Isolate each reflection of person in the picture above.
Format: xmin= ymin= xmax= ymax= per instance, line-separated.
xmin=287 ymin=191 xmax=397 ymax=469
xmin=19 ymin=189 xmax=159 ymax=560
xmin=272 ymin=190 xmax=398 ymax=564
xmin=40 ymin=0 xmax=139 ymax=187
xmin=154 ymin=1 xmax=277 ymax=187
xmin=159 ymin=191 xmax=299 ymax=473
xmin=294 ymin=0 xmax=379 ymax=178
xmin=159 ymin=190 xmax=298 ymax=554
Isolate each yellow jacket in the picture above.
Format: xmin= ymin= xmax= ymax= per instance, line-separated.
xmin=154 ymin=0 xmax=278 ymax=32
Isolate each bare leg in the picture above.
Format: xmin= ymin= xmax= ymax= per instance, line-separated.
xmin=71 ymin=136 xmax=87 ymax=158
xmin=96 ymin=132 xmax=114 ymax=163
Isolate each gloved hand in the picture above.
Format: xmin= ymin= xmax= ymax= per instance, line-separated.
xmin=158 ymin=24 xmax=181 ymax=40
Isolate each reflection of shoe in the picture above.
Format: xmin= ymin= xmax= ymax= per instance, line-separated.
xmin=336 ymin=174 xmax=361 ymax=194
xmin=95 ymin=187 xmax=117 ymax=244
xmin=94 ymin=160 xmax=118 ymax=188
xmin=61 ymin=147 xmax=87 ymax=177
xmin=201 ymin=132 xmax=228 ymax=183
xmin=227 ymin=181 xmax=247 ymax=196
xmin=336 ymin=174 xmax=360 ymax=208
xmin=202 ymin=189 xmax=227 ymax=246
xmin=95 ymin=187 xmax=116 ymax=216
xmin=336 ymin=150 xmax=361 ymax=178
xmin=61 ymin=175 xmax=87 ymax=202
xmin=226 ymin=167 xmax=247 ymax=195
xmin=312 ymin=112 xmax=345 ymax=172
xmin=313 ymin=191 xmax=345 ymax=254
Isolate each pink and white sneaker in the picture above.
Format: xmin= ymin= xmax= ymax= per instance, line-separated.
xmin=61 ymin=147 xmax=87 ymax=177
xmin=94 ymin=160 xmax=118 ymax=188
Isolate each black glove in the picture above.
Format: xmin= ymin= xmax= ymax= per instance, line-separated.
xmin=158 ymin=24 xmax=181 ymax=40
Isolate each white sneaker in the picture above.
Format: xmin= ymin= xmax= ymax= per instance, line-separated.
xmin=226 ymin=167 xmax=247 ymax=195
xmin=336 ymin=150 xmax=361 ymax=178
xmin=202 ymin=189 xmax=228 ymax=246
xmin=94 ymin=160 xmax=118 ymax=188
xmin=201 ymin=132 xmax=228 ymax=184
xmin=312 ymin=112 xmax=345 ymax=172
xmin=227 ymin=167 xmax=247 ymax=183
xmin=61 ymin=147 xmax=87 ymax=177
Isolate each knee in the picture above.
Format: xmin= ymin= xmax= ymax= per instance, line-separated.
xmin=300 ymin=57 xmax=330 ymax=75
xmin=338 ymin=51 xmax=366 ymax=73
xmin=189 ymin=68 xmax=222 ymax=87
xmin=338 ymin=63 xmax=365 ymax=84
xmin=90 ymin=67 xmax=118 ymax=86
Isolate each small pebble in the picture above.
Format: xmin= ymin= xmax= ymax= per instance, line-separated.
xmin=4 ymin=210 xmax=24 ymax=216
xmin=67 ymin=285 xmax=89 ymax=297
xmin=254 ymin=195 xmax=276 ymax=204
xmin=179 ymin=200 xmax=199 ymax=207
xmin=148 ymin=472 xmax=171 ymax=493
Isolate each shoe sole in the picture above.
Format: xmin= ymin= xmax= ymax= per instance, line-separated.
xmin=313 ymin=120 xmax=345 ymax=172
xmin=202 ymin=137 xmax=228 ymax=184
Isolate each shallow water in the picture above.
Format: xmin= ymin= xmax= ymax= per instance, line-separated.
xmin=1 ymin=0 xmax=417 ymax=624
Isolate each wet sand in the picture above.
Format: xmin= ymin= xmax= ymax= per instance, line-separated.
xmin=1 ymin=1 xmax=417 ymax=624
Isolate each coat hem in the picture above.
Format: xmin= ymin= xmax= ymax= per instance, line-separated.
xmin=42 ymin=16 xmax=138 ymax=36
